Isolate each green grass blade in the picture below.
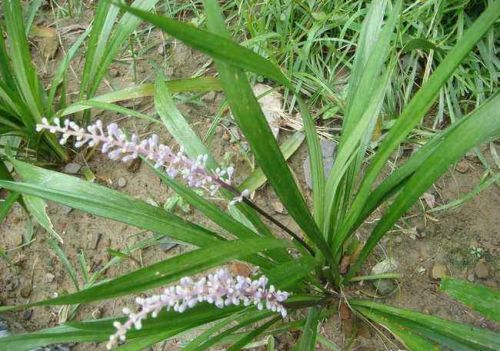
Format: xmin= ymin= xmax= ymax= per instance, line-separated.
xmin=351 ymin=299 xmax=500 ymax=351
xmin=345 ymin=0 xmax=500 ymax=238
xmin=227 ymin=317 xmax=280 ymax=351
xmin=24 ymin=0 xmax=43 ymax=34
xmin=48 ymin=26 xmax=90 ymax=108
xmin=3 ymin=160 xmax=222 ymax=247
xmin=202 ymin=0 xmax=330 ymax=263
xmin=355 ymin=306 xmax=440 ymax=351
xmin=0 ymin=238 xmax=287 ymax=312
xmin=0 ymin=191 xmax=19 ymax=223
xmin=90 ymin=0 xmax=160 ymax=96
xmin=79 ymin=0 xmax=118 ymax=98
xmin=324 ymin=0 xmax=400 ymax=239
xmin=23 ymin=195 xmax=63 ymax=243
xmin=2 ymin=0 xmax=45 ymax=122
xmin=0 ymin=32 xmax=16 ymax=88
xmin=347 ymin=92 xmax=500 ymax=278
xmin=47 ymin=238 xmax=80 ymax=291
xmin=440 ymin=278 xmax=500 ymax=322
xmin=58 ymin=77 xmax=221 ymax=116
xmin=0 ymin=304 xmax=238 ymax=350
xmin=154 ymin=74 xmax=212 ymax=163
xmin=67 ymin=100 xmax=160 ymax=124
xmin=183 ymin=309 xmax=271 ymax=351
xmin=114 ymin=330 xmax=175 ymax=351
xmin=297 ymin=98 xmax=324 ymax=226
xmin=112 ymin=0 xmax=290 ymax=87
xmin=292 ymin=307 xmax=320 ymax=351
xmin=238 ymin=132 xmax=304 ymax=192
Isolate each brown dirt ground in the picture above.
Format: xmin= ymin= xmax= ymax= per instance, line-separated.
xmin=1 ymin=5 xmax=499 ymax=351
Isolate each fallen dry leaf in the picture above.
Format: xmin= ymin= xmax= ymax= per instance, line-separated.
xmin=31 ymin=25 xmax=58 ymax=60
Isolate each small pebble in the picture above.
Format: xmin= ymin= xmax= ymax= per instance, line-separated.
xmin=430 ymin=262 xmax=448 ymax=280
xmin=109 ymin=68 xmax=121 ymax=77
xmin=20 ymin=284 xmax=32 ymax=298
xmin=22 ymin=309 xmax=34 ymax=321
xmin=474 ymin=260 xmax=490 ymax=279
xmin=44 ymin=273 xmax=55 ymax=283
xmin=60 ymin=205 xmax=73 ymax=215
xmin=202 ymin=91 xmax=216 ymax=102
xmin=117 ymin=177 xmax=127 ymax=188
xmin=467 ymin=271 xmax=475 ymax=282
xmin=371 ymin=258 xmax=398 ymax=296
xmin=271 ymin=201 xmax=285 ymax=214
xmin=63 ymin=162 xmax=81 ymax=174
xmin=455 ymin=160 xmax=470 ymax=173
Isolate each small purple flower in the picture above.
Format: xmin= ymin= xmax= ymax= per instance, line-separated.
xmin=37 ymin=118 xmax=237 ymax=195
xmin=106 ymin=269 xmax=289 ymax=349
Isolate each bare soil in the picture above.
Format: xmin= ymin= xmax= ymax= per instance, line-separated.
xmin=1 ymin=5 xmax=498 ymax=351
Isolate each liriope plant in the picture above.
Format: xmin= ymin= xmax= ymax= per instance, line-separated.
xmin=0 ymin=0 xmax=499 ymax=350
xmin=0 ymin=0 xmax=219 ymax=236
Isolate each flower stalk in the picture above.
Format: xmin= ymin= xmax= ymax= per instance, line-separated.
xmin=37 ymin=118 xmax=234 ymax=195
xmin=37 ymin=118 xmax=311 ymax=254
xmin=106 ymin=269 xmax=289 ymax=349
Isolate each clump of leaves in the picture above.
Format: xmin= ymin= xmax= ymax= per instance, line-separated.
xmin=0 ymin=0 xmax=498 ymax=350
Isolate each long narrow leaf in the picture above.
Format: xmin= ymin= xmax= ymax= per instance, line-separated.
xmin=0 ymin=237 xmax=287 ymax=311
xmin=440 ymin=278 xmax=500 ymax=322
xmin=292 ymin=307 xmax=320 ymax=351
xmin=201 ymin=0 xmax=331 ymax=266
xmin=345 ymin=0 xmax=500 ymax=238
xmin=355 ymin=306 xmax=440 ymax=351
xmin=351 ymin=299 xmax=500 ymax=351
xmin=58 ymin=77 xmax=221 ymax=116
xmin=112 ymin=1 xmax=290 ymax=86
xmin=3 ymin=160 xmax=222 ymax=247
xmin=347 ymin=92 xmax=500 ymax=278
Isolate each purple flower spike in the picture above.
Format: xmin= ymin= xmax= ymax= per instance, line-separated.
xmin=106 ymin=269 xmax=289 ymax=349
xmin=37 ymin=118 xmax=236 ymax=195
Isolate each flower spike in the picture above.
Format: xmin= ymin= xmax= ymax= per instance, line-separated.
xmin=37 ymin=118 xmax=235 ymax=195
xmin=106 ymin=269 xmax=289 ymax=349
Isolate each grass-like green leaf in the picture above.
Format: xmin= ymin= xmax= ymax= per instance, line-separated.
xmin=80 ymin=0 xmax=160 ymax=99
xmin=440 ymin=278 xmax=500 ymax=322
xmin=297 ymin=97 xmax=324 ymax=226
xmin=351 ymin=299 xmax=500 ymax=351
xmin=154 ymin=74 xmax=212 ymax=163
xmin=22 ymin=195 xmax=63 ymax=243
xmin=48 ymin=26 xmax=90 ymax=109
xmin=201 ymin=0 xmax=332 ymax=266
xmin=58 ymin=76 xmax=221 ymax=116
xmin=184 ymin=309 xmax=271 ymax=351
xmin=0 ymin=191 xmax=19 ymax=223
xmin=111 ymin=0 xmax=290 ymax=87
xmin=347 ymin=92 xmax=500 ymax=278
xmin=324 ymin=0 xmax=399 ymax=239
xmin=355 ymin=305 xmax=439 ymax=351
xmin=227 ymin=317 xmax=280 ymax=351
xmin=0 ymin=304 xmax=239 ymax=350
xmin=0 ymin=237 xmax=287 ymax=312
xmin=3 ymin=160 xmax=222 ymax=247
xmin=343 ymin=0 xmax=500 ymax=241
xmin=292 ymin=307 xmax=320 ymax=351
